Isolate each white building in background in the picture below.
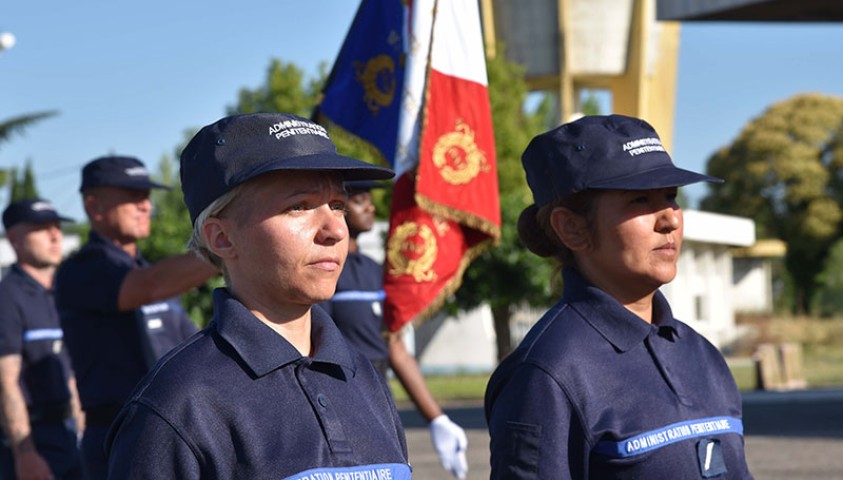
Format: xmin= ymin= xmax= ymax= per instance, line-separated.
xmin=731 ymin=239 xmax=786 ymax=314
xmin=660 ymin=210 xmax=755 ymax=348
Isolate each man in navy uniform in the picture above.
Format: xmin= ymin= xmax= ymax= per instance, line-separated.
xmin=0 ymin=199 xmax=84 ymax=479
xmin=107 ymin=113 xmax=410 ymax=479
xmin=321 ymin=180 xmax=468 ymax=478
xmin=54 ymin=156 xmax=219 ymax=479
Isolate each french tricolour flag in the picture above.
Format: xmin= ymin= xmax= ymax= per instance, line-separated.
xmin=383 ymin=0 xmax=501 ymax=332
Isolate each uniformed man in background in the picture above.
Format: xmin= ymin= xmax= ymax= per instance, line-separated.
xmin=0 ymin=199 xmax=84 ymax=480
xmin=54 ymin=156 xmax=218 ymax=479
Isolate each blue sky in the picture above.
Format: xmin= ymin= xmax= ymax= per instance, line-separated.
xmin=2 ymin=2 xmax=843 ymax=223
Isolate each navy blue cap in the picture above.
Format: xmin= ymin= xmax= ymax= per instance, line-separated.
xmin=80 ymin=155 xmax=168 ymax=192
xmin=344 ymin=180 xmax=390 ymax=194
xmin=2 ymin=199 xmax=74 ymax=230
xmin=522 ymin=114 xmax=723 ymax=207
xmin=180 ymin=113 xmax=395 ymax=224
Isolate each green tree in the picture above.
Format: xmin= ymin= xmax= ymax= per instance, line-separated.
xmin=227 ymin=59 xmax=323 ymax=118
xmin=700 ymin=93 xmax=843 ymax=314
xmin=0 ymin=111 xmax=58 ymax=186
xmin=580 ymin=90 xmax=602 ymax=116
xmin=8 ymin=159 xmax=40 ymax=202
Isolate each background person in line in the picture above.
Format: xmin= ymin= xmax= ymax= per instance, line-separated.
xmin=320 ymin=180 xmax=468 ymax=479
xmin=107 ymin=113 xmax=410 ymax=479
xmin=54 ymin=156 xmax=219 ymax=480
xmin=485 ymin=115 xmax=753 ymax=479
xmin=0 ymin=199 xmax=84 ymax=480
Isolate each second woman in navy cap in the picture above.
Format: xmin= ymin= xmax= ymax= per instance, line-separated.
xmin=106 ymin=113 xmax=410 ymax=479
xmin=485 ymin=115 xmax=753 ymax=479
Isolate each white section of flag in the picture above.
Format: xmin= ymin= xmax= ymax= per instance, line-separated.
xmin=394 ymin=0 xmax=434 ymax=179
xmin=430 ymin=0 xmax=488 ymax=86
xmin=394 ymin=0 xmax=488 ymax=179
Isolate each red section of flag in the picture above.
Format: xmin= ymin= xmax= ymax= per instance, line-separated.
xmin=383 ymin=173 xmax=469 ymax=331
xmin=382 ymin=0 xmax=500 ymax=332
xmin=417 ymin=69 xmax=500 ymax=229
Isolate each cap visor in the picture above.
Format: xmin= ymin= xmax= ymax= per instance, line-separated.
xmin=232 ymin=153 xmax=395 ymax=186
xmin=588 ymin=167 xmax=723 ymax=191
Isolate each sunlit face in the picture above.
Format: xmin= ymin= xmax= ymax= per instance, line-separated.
xmin=345 ymin=190 xmax=376 ymax=236
xmin=577 ymin=188 xmax=682 ymax=297
xmin=8 ymin=221 xmax=63 ymax=268
xmin=87 ymin=187 xmax=152 ymax=242
xmin=220 ymin=171 xmax=349 ymax=309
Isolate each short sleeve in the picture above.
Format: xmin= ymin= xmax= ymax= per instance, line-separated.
xmin=0 ymin=285 xmax=24 ymax=356
xmin=487 ymin=364 xmax=587 ymax=479
xmin=107 ymin=402 xmax=201 ymax=479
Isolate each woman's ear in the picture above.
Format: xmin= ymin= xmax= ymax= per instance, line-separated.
xmin=202 ymin=218 xmax=237 ymax=260
xmin=550 ymin=207 xmax=590 ymax=251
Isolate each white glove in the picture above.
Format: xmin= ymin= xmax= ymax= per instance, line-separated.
xmin=429 ymin=414 xmax=468 ymax=479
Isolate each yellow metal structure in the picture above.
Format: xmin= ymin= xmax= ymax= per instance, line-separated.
xmin=481 ymin=0 xmax=680 ymax=150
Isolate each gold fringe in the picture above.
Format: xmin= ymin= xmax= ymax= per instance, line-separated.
xmin=416 ymin=192 xmax=501 ymax=243
xmin=409 ymin=235 xmax=497 ymax=327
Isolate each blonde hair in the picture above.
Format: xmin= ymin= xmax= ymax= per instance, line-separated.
xmin=187 ymin=185 xmax=245 ymax=283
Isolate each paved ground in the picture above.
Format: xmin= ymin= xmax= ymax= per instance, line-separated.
xmin=398 ymin=388 xmax=843 ymax=479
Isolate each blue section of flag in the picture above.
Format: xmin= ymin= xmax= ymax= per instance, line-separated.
xmin=282 ymin=462 xmax=412 ymax=480
xmin=332 ymin=290 xmax=387 ymax=302
xmin=315 ymin=0 xmax=405 ymax=166
xmin=593 ymin=416 xmax=744 ymax=458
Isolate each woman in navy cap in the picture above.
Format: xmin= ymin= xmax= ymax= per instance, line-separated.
xmin=106 ymin=113 xmax=410 ymax=479
xmin=485 ymin=114 xmax=753 ymax=479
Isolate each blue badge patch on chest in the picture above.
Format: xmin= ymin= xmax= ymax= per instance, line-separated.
xmin=697 ymin=438 xmax=727 ymax=477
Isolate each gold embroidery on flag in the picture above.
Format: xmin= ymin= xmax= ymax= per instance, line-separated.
xmin=387 ymin=221 xmax=438 ymax=282
xmin=432 ymin=119 xmax=490 ymax=185
xmin=354 ymin=55 xmax=396 ymax=115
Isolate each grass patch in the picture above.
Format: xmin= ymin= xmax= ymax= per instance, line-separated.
xmin=734 ymin=315 xmax=843 ymax=389
xmin=727 ymin=358 xmax=758 ymax=391
xmin=389 ymin=373 xmax=491 ymax=404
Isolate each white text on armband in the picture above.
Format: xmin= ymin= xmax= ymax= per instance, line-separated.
xmin=592 ymin=416 xmax=744 ymax=458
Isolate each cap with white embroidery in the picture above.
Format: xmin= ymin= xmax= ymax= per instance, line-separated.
xmin=79 ymin=155 xmax=168 ymax=192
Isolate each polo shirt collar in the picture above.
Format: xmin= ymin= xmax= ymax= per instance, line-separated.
xmin=213 ymin=288 xmax=357 ymax=378
xmin=9 ymin=264 xmax=46 ymax=295
xmin=88 ymin=231 xmax=143 ymax=262
xmin=561 ymin=268 xmax=678 ymax=352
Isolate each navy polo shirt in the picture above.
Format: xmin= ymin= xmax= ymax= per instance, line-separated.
xmin=485 ymin=268 xmax=753 ymax=479
xmin=54 ymin=231 xmax=197 ymax=410
xmin=320 ymin=251 xmax=389 ymax=364
xmin=106 ymin=288 xmax=410 ymax=479
xmin=0 ymin=264 xmax=72 ymax=408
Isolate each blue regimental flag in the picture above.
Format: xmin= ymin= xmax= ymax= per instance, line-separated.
xmin=314 ymin=0 xmax=406 ymax=166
